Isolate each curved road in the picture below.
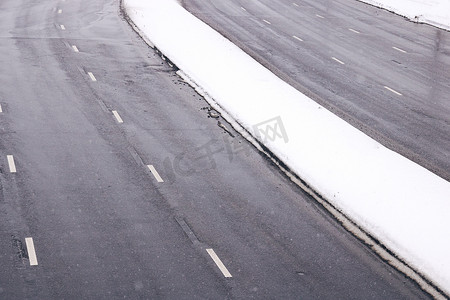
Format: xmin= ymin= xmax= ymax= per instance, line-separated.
xmin=183 ymin=0 xmax=450 ymax=181
xmin=0 ymin=0 xmax=436 ymax=298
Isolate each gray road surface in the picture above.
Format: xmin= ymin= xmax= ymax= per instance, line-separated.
xmin=183 ymin=0 xmax=450 ymax=181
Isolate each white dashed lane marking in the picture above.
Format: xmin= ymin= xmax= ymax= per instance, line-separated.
xmin=147 ymin=165 xmax=164 ymax=182
xmin=7 ymin=155 xmax=16 ymax=173
xmin=292 ymin=35 xmax=303 ymax=42
xmin=384 ymin=86 xmax=403 ymax=96
xmin=332 ymin=57 xmax=345 ymax=65
xmin=58 ymin=9 xmax=62 ymax=14
xmin=263 ymin=19 xmax=271 ymax=25
xmin=316 ymin=14 xmax=325 ymax=19
xmin=241 ymin=7 xmax=246 ymax=11
xmin=293 ymin=3 xmax=299 ymax=7
xmin=25 ymin=237 xmax=38 ymax=266
xmin=206 ymin=249 xmax=232 ymax=278
xmin=60 ymin=24 xmax=65 ymax=30
xmin=112 ymin=110 xmax=123 ymax=123
xmin=72 ymin=45 xmax=79 ymax=52
xmin=349 ymin=28 xmax=360 ymax=34
xmin=0 ymin=104 xmax=2 ymax=112
xmin=87 ymin=72 xmax=97 ymax=82
xmin=392 ymin=46 xmax=407 ymax=53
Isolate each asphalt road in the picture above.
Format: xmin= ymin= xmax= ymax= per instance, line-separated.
xmin=0 ymin=0 xmax=435 ymax=298
xmin=183 ymin=0 xmax=450 ymax=182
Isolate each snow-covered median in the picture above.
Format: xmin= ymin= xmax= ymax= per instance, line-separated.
xmin=123 ymin=0 xmax=450 ymax=295
xmin=359 ymin=0 xmax=450 ymax=31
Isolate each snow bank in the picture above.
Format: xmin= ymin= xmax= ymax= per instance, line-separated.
xmin=123 ymin=0 xmax=450 ymax=295
xmin=359 ymin=0 xmax=450 ymax=31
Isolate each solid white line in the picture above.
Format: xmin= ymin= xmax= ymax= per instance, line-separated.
xmin=7 ymin=155 xmax=16 ymax=173
xmin=316 ymin=14 xmax=324 ymax=18
xmin=292 ymin=35 xmax=303 ymax=42
xmin=349 ymin=28 xmax=360 ymax=34
xmin=263 ymin=19 xmax=271 ymax=25
xmin=384 ymin=86 xmax=403 ymax=96
xmin=72 ymin=45 xmax=79 ymax=52
xmin=206 ymin=249 xmax=232 ymax=278
xmin=87 ymin=72 xmax=97 ymax=82
xmin=0 ymin=104 xmax=2 ymax=112
xmin=112 ymin=110 xmax=123 ymax=123
xmin=25 ymin=237 xmax=38 ymax=266
xmin=332 ymin=57 xmax=345 ymax=65
xmin=58 ymin=9 xmax=62 ymax=14
xmin=147 ymin=165 xmax=164 ymax=182
xmin=292 ymin=3 xmax=299 ymax=7
xmin=392 ymin=46 xmax=407 ymax=53
xmin=60 ymin=24 xmax=65 ymax=30
xmin=241 ymin=7 xmax=246 ymax=11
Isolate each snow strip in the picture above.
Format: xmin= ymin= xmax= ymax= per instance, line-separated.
xmin=123 ymin=0 xmax=450 ymax=295
xmin=358 ymin=0 xmax=450 ymax=31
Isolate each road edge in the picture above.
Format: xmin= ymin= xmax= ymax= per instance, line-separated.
xmin=356 ymin=0 xmax=450 ymax=32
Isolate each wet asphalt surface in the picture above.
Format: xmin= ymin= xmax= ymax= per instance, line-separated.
xmin=0 ymin=0 xmax=436 ymax=298
xmin=183 ymin=0 xmax=450 ymax=182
